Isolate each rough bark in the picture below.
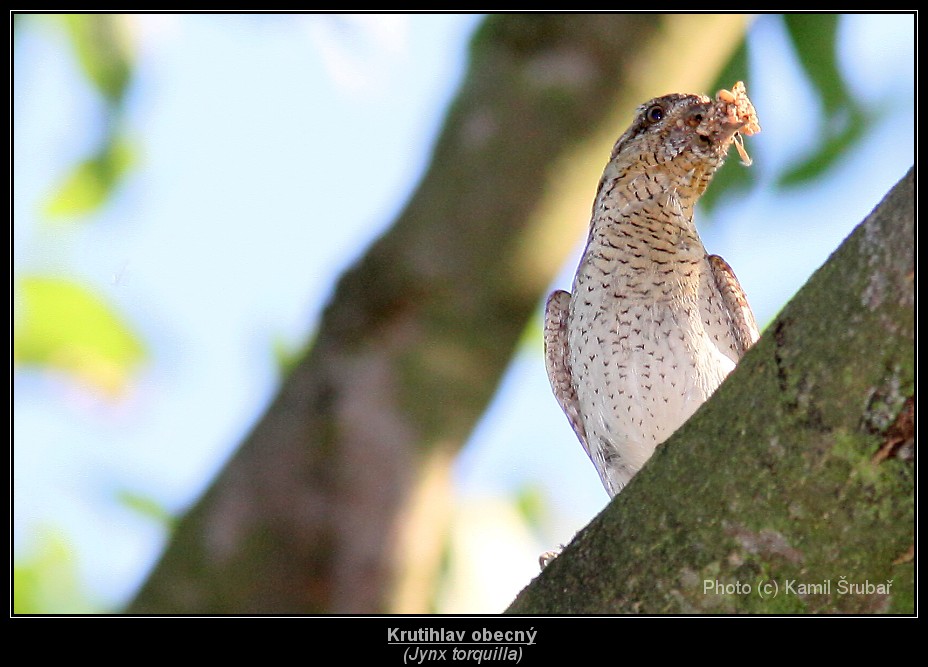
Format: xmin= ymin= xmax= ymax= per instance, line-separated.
xmin=128 ymin=14 xmax=750 ymax=614
xmin=507 ymin=168 xmax=914 ymax=614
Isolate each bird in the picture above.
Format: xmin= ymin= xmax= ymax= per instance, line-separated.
xmin=543 ymin=81 xmax=761 ymax=499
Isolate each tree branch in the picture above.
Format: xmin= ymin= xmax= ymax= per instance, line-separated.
xmin=508 ymin=168 xmax=914 ymax=614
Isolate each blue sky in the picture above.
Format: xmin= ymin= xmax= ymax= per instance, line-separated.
xmin=13 ymin=14 xmax=914 ymax=612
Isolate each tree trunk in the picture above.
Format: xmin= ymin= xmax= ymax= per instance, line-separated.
xmin=507 ymin=168 xmax=914 ymax=614
xmin=127 ymin=14 xmax=750 ymax=614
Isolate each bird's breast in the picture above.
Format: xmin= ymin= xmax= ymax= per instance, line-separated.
xmin=566 ymin=260 xmax=738 ymax=476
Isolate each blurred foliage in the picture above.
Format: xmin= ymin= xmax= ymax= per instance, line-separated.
xmin=14 ymin=14 xmax=146 ymax=615
xmin=778 ymin=13 xmax=869 ymax=185
xmin=42 ymin=14 xmax=135 ymax=221
xmin=513 ymin=484 xmax=548 ymax=534
xmin=517 ymin=310 xmax=545 ymax=353
xmin=15 ymin=14 xmax=145 ymax=399
xmin=59 ymin=14 xmax=133 ymax=107
xmin=13 ymin=528 xmax=100 ymax=614
xmin=703 ymin=13 xmax=871 ymax=210
xmin=783 ymin=14 xmax=847 ymax=117
xmin=115 ymin=489 xmax=175 ymax=529
xmin=14 ymin=276 xmax=146 ymax=396
xmin=272 ymin=332 xmax=316 ymax=379
xmin=44 ymin=135 xmax=136 ymax=217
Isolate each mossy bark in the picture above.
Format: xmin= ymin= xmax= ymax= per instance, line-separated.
xmin=507 ymin=169 xmax=914 ymax=614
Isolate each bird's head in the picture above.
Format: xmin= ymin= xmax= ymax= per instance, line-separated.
xmin=607 ymin=82 xmax=760 ymax=193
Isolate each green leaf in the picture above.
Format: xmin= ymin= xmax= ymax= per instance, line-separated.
xmin=14 ymin=528 xmax=100 ymax=614
xmin=14 ymin=275 xmax=146 ymax=396
xmin=44 ymin=135 xmax=135 ymax=219
xmin=115 ymin=489 xmax=175 ymax=528
xmin=517 ymin=309 xmax=544 ymax=354
xmin=778 ymin=14 xmax=869 ymax=189
xmin=42 ymin=15 xmax=137 ymax=219
xmin=272 ymin=333 xmax=312 ymax=378
xmin=783 ymin=14 xmax=848 ymax=117
xmin=61 ymin=13 xmax=133 ymax=107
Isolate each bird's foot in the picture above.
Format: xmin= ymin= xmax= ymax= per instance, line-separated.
xmin=538 ymin=546 xmax=565 ymax=570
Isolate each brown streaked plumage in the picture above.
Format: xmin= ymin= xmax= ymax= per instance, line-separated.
xmin=544 ymin=82 xmax=760 ymax=498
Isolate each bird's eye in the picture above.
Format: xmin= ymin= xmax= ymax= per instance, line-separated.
xmin=645 ymin=104 xmax=664 ymax=124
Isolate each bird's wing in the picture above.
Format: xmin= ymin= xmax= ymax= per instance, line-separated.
xmin=709 ymin=254 xmax=760 ymax=357
xmin=543 ymin=290 xmax=589 ymax=456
